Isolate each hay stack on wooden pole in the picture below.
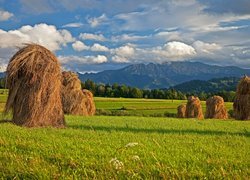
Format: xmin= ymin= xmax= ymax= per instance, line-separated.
xmin=5 ymin=44 xmax=65 ymax=127
xmin=62 ymin=71 xmax=88 ymax=116
xmin=177 ymin=104 xmax=186 ymax=118
xmin=185 ymin=96 xmax=204 ymax=119
xmin=233 ymin=75 xmax=250 ymax=120
xmin=205 ymin=96 xmax=228 ymax=119
xmin=82 ymin=89 xmax=96 ymax=116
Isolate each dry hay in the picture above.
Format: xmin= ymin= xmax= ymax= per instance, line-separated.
xmin=62 ymin=71 xmax=88 ymax=116
xmin=205 ymin=96 xmax=228 ymax=119
xmin=233 ymin=75 xmax=250 ymax=120
xmin=185 ymin=96 xmax=204 ymax=119
xmin=82 ymin=89 xmax=96 ymax=116
xmin=5 ymin=44 xmax=65 ymax=127
xmin=177 ymin=104 xmax=186 ymax=118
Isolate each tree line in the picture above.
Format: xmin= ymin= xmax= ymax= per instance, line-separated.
xmin=82 ymin=79 xmax=236 ymax=102
xmin=0 ymin=78 xmax=236 ymax=102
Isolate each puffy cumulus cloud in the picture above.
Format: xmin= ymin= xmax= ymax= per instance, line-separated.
xmin=193 ymin=40 xmax=222 ymax=54
xmin=79 ymin=33 xmax=106 ymax=41
xmin=59 ymin=55 xmax=108 ymax=64
xmin=90 ymin=43 xmax=109 ymax=52
xmin=111 ymin=45 xmax=135 ymax=63
xmin=62 ymin=22 xmax=83 ymax=28
xmin=153 ymin=41 xmax=196 ymax=59
xmin=0 ymin=23 xmax=74 ymax=51
xmin=0 ymin=10 xmax=13 ymax=21
xmin=86 ymin=14 xmax=108 ymax=28
xmin=72 ymin=41 xmax=89 ymax=51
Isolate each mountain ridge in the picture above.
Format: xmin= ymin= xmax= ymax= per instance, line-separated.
xmin=78 ymin=61 xmax=250 ymax=89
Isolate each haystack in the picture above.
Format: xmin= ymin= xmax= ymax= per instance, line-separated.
xmin=205 ymin=96 xmax=228 ymax=119
xmin=82 ymin=89 xmax=96 ymax=116
xmin=233 ymin=75 xmax=250 ymax=120
xmin=5 ymin=44 xmax=65 ymax=127
xmin=185 ymin=96 xmax=204 ymax=119
xmin=62 ymin=71 xmax=88 ymax=116
xmin=177 ymin=104 xmax=186 ymax=118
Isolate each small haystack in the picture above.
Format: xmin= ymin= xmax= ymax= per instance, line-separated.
xmin=205 ymin=96 xmax=228 ymax=119
xmin=82 ymin=89 xmax=96 ymax=116
xmin=5 ymin=44 xmax=65 ymax=127
xmin=185 ymin=96 xmax=204 ymax=119
xmin=62 ymin=71 xmax=88 ymax=116
xmin=233 ymin=75 xmax=250 ymax=120
xmin=177 ymin=104 xmax=186 ymax=118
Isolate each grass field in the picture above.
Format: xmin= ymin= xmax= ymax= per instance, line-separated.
xmin=94 ymin=97 xmax=233 ymax=117
xmin=0 ymin=116 xmax=249 ymax=179
xmin=0 ymin=92 xmax=249 ymax=178
xmin=0 ymin=92 xmax=233 ymax=117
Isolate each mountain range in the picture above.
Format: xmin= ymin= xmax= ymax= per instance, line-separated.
xmin=78 ymin=61 xmax=250 ymax=89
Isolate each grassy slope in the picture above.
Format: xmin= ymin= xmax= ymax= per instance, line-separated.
xmin=0 ymin=116 xmax=249 ymax=179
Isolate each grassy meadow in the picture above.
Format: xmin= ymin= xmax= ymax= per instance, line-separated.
xmin=0 ymin=91 xmax=249 ymax=178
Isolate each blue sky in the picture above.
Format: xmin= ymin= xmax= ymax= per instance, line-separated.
xmin=0 ymin=0 xmax=250 ymax=72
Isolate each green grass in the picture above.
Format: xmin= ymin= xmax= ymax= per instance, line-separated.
xmin=0 ymin=93 xmax=233 ymax=117
xmin=0 ymin=116 xmax=249 ymax=179
xmin=94 ymin=97 xmax=233 ymax=117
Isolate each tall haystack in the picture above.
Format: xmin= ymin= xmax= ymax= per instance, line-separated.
xmin=233 ymin=75 xmax=250 ymax=120
xmin=185 ymin=96 xmax=204 ymax=119
xmin=205 ymin=96 xmax=228 ymax=119
xmin=62 ymin=71 xmax=88 ymax=116
xmin=82 ymin=89 xmax=96 ymax=116
xmin=177 ymin=104 xmax=186 ymax=118
xmin=5 ymin=44 xmax=65 ymax=127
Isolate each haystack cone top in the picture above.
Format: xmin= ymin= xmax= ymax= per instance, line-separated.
xmin=236 ymin=75 xmax=250 ymax=95
xmin=62 ymin=71 xmax=81 ymax=90
xmin=5 ymin=44 xmax=65 ymax=127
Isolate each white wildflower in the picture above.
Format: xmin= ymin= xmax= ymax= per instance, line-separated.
xmin=109 ymin=158 xmax=124 ymax=170
xmin=125 ymin=142 xmax=139 ymax=148
xmin=131 ymin=155 xmax=140 ymax=161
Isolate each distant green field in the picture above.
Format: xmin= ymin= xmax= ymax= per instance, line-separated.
xmin=0 ymin=116 xmax=249 ymax=179
xmin=0 ymin=94 xmax=233 ymax=117
xmin=94 ymin=97 xmax=233 ymax=117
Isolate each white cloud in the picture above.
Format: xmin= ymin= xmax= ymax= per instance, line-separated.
xmin=0 ymin=10 xmax=13 ymax=21
xmin=79 ymin=33 xmax=106 ymax=41
xmin=87 ymin=14 xmax=108 ymax=28
xmin=0 ymin=23 xmax=74 ymax=51
xmin=62 ymin=22 xmax=83 ymax=28
xmin=59 ymin=55 xmax=108 ymax=64
xmin=193 ymin=41 xmax=222 ymax=54
xmin=0 ymin=62 xmax=7 ymax=72
xmin=111 ymin=34 xmax=149 ymax=42
xmin=72 ymin=41 xmax=89 ymax=51
xmin=90 ymin=43 xmax=109 ymax=52
xmin=111 ymin=45 xmax=135 ymax=63
xmin=153 ymin=41 xmax=196 ymax=59
xmin=155 ymin=31 xmax=182 ymax=41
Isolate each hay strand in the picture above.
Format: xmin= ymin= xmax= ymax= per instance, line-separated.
xmin=233 ymin=76 xmax=250 ymax=120
xmin=62 ymin=71 xmax=88 ymax=116
xmin=205 ymin=96 xmax=228 ymax=119
xmin=177 ymin=104 xmax=186 ymax=118
xmin=5 ymin=44 xmax=65 ymax=127
xmin=82 ymin=89 xmax=96 ymax=116
xmin=185 ymin=96 xmax=204 ymax=119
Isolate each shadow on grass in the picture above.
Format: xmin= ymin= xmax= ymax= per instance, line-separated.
xmin=0 ymin=120 xmax=13 ymax=124
xmin=69 ymin=125 xmax=250 ymax=137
